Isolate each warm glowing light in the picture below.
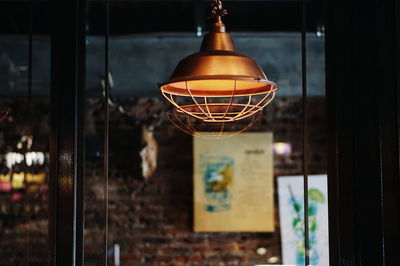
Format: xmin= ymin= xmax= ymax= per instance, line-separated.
xmin=5 ymin=152 xmax=24 ymax=168
xmin=161 ymin=81 xmax=276 ymax=123
xmin=256 ymin=247 xmax=268 ymax=256
xmin=0 ymin=173 xmax=11 ymax=182
xmin=162 ymin=79 xmax=273 ymax=97
xmin=0 ymin=174 xmax=12 ymax=192
xmin=12 ymin=172 xmax=25 ymax=190
xmin=4 ymin=151 xmax=46 ymax=169
xmin=25 ymin=152 xmax=45 ymax=166
xmin=11 ymin=192 xmax=22 ymax=202
xmin=273 ymin=142 xmax=292 ymax=156
xmin=26 ymin=172 xmax=46 ymax=184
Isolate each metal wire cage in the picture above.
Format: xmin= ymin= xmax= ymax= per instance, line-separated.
xmin=167 ymin=107 xmax=263 ymax=139
xmin=161 ymin=79 xmax=278 ymax=122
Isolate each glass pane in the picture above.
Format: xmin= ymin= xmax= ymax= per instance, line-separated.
xmin=305 ymin=31 xmax=329 ymax=265
xmin=1 ymin=1 xmax=328 ymax=266
xmin=0 ymin=33 xmax=51 ymax=265
xmin=82 ymin=1 xmax=327 ymax=266
xmin=83 ymin=5 xmax=107 ymax=265
xmin=103 ymin=33 xmax=305 ymax=265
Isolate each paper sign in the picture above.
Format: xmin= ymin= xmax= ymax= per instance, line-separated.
xmin=278 ymin=175 xmax=329 ymax=266
xmin=194 ymin=132 xmax=274 ymax=232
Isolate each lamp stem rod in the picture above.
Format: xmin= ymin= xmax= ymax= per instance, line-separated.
xmin=28 ymin=3 xmax=33 ymax=108
xmin=104 ymin=0 xmax=110 ymax=265
xmin=301 ymin=0 xmax=310 ymax=265
xmin=25 ymin=3 xmax=33 ymax=266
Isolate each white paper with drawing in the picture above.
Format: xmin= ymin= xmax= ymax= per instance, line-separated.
xmin=194 ymin=132 xmax=274 ymax=232
xmin=278 ymin=175 xmax=329 ymax=266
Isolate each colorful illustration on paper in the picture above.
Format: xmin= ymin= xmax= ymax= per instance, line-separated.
xmin=278 ymin=175 xmax=330 ymax=266
xmin=201 ymin=155 xmax=234 ymax=212
xmin=194 ymin=133 xmax=274 ymax=232
xmin=288 ymin=186 xmax=325 ymax=265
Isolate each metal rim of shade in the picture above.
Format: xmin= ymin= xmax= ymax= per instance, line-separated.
xmin=160 ymin=77 xmax=278 ymax=97
xmin=161 ymin=79 xmax=277 ymax=122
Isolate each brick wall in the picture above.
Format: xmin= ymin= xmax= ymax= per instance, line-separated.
xmin=0 ymin=97 xmax=327 ymax=265
xmin=83 ymin=97 xmax=327 ymax=265
xmin=0 ymin=100 xmax=49 ymax=266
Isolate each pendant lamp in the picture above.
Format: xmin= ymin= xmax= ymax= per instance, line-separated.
xmin=160 ymin=0 xmax=278 ymax=123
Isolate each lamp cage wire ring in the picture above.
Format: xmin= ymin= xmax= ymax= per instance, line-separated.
xmin=161 ymin=80 xmax=277 ymax=123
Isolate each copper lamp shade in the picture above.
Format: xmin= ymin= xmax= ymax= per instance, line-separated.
xmin=160 ymin=0 xmax=278 ymax=123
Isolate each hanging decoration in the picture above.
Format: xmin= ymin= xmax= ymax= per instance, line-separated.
xmin=160 ymin=0 xmax=278 ymax=123
xmin=0 ymin=107 xmax=9 ymax=123
xmin=98 ymin=73 xmax=161 ymax=180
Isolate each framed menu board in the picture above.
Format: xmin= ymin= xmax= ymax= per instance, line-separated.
xmin=193 ymin=132 xmax=274 ymax=232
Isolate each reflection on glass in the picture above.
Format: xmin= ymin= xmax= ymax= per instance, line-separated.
xmin=273 ymin=142 xmax=292 ymax=156
xmin=0 ymin=35 xmax=50 ymax=265
xmin=80 ymin=31 xmax=328 ymax=265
